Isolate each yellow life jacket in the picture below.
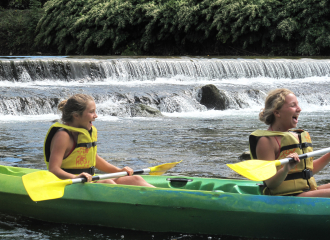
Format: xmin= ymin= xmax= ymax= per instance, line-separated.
xmin=44 ymin=122 xmax=97 ymax=175
xmin=249 ymin=129 xmax=317 ymax=196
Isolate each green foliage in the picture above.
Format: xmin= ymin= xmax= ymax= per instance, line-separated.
xmin=35 ymin=0 xmax=213 ymax=55
xmin=273 ymin=0 xmax=330 ymax=55
xmin=4 ymin=0 xmax=330 ymax=55
xmin=35 ymin=0 xmax=139 ymax=54
xmin=0 ymin=0 xmax=47 ymax=9
xmin=0 ymin=9 xmax=45 ymax=54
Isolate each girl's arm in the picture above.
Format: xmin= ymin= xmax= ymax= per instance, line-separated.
xmin=313 ymin=152 xmax=330 ymax=174
xmin=256 ymin=136 xmax=299 ymax=189
xmin=95 ymin=154 xmax=134 ymax=175
xmin=48 ymin=131 xmax=92 ymax=181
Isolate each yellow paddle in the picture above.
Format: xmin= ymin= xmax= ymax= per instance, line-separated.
xmin=227 ymin=147 xmax=330 ymax=181
xmin=22 ymin=161 xmax=182 ymax=202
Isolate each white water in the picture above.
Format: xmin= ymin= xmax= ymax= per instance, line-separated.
xmin=0 ymin=93 xmax=328 ymax=122
xmin=1 ymin=57 xmax=330 ymax=117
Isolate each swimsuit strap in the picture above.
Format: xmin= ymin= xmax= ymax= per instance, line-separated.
xmin=270 ymin=127 xmax=281 ymax=159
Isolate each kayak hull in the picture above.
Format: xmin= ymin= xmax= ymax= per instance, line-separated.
xmin=0 ymin=165 xmax=329 ymax=239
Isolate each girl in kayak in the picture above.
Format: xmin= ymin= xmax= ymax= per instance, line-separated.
xmin=249 ymin=88 xmax=330 ymax=197
xmin=44 ymin=94 xmax=155 ymax=187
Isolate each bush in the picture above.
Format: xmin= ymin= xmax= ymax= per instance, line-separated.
xmin=0 ymin=8 xmax=45 ymax=55
xmin=0 ymin=0 xmax=47 ymax=10
xmin=273 ymin=0 xmax=330 ymax=55
xmin=2 ymin=0 xmax=330 ymax=56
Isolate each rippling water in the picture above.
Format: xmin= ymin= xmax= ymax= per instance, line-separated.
xmin=1 ymin=56 xmax=330 ymax=239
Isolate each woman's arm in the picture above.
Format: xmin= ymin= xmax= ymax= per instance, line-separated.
xmin=48 ymin=131 xmax=92 ymax=181
xmin=313 ymin=152 xmax=330 ymax=174
xmin=256 ymin=136 xmax=299 ymax=189
xmin=95 ymin=154 xmax=134 ymax=175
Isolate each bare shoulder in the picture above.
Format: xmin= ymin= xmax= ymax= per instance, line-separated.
xmin=257 ymin=136 xmax=272 ymax=147
xmin=52 ymin=130 xmax=70 ymax=141
xmin=51 ymin=130 xmax=71 ymax=148
xmin=256 ymin=136 xmax=276 ymax=160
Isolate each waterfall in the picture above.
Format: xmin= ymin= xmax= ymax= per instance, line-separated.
xmin=1 ymin=57 xmax=330 ymax=117
xmin=1 ymin=58 xmax=330 ymax=82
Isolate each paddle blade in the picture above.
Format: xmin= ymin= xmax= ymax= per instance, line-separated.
xmin=22 ymin=171 xmax=72 ymax=201
xmin=227 ymin=160 xmax=277 ymax=181
xmin=148 ymin=160 xmax=182 ymax=175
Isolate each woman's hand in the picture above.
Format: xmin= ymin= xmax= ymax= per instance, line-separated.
xmin=75 ymin=172 xmax=93 ymax=182
xmin=284 ymin=152 xmax=300 ymax=171
xmin=265 ymin=152 xmax=300 ymax=189
xmin=120 ymin=166 xmax=134 ymax=176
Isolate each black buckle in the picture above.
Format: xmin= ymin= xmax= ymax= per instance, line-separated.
xmin=76 ymin=141 xmax=97 ymax=149
xmin=300 ymin=142 xmax=312 ymax=149
xmin=302 ymin=169 xmax=312 ymax=179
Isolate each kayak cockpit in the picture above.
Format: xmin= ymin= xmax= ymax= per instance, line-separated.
xmin=144 ymin=176 xmax=263 ymax=195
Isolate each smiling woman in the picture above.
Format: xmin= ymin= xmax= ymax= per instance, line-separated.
xmin=43 ymin=93 xmax=155 ymax=187
xmin=249 ymin=88 xmax=330 ymax=197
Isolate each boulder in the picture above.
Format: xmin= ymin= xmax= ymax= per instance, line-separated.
xmin=199 ymin=84 xmax=228 ymax=110
xmin=238 ymin=151 xmax=251 ymax=160
xmin=130 ymin=103 xmax=163 ymax=117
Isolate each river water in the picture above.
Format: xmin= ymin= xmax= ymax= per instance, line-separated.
xmin=1 ymin=56 xmax=330 ymax=239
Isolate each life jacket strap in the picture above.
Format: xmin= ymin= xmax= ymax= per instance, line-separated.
xmin=76 ymin=141 xmax=97 ymax=148
xmin=62 ymin=166 xmax=95 ymax=175
xmin=280 ymin=142 xmax=312 ymax=152
xmin=285 ymin=169 xmax=313 ymax=181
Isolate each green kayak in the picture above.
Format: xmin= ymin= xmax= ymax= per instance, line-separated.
xmin=0 ymin=165 xmax=328 ymax=239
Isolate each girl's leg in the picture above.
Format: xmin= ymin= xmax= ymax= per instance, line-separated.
xmin=317 ymin=183 xmax=330 ymax=190
xmin=114 ymin=175 xmax=155 ymax=187
xmin=95 ymin=179 xmax=117 ymax=184
xmin=298 ymin=183 xmax=330 ymax=197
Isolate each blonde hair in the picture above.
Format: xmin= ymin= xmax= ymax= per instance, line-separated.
xmin=58 ymin=94 xmax=94 ymax=123
xmin=259 ymin=88 xmax=294 ymax=125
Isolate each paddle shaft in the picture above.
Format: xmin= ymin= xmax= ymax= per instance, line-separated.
xmin=71 ymin=168 xmax=151 ymax=184
xmin=277 ymin=147 xmax=330 ymax=166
